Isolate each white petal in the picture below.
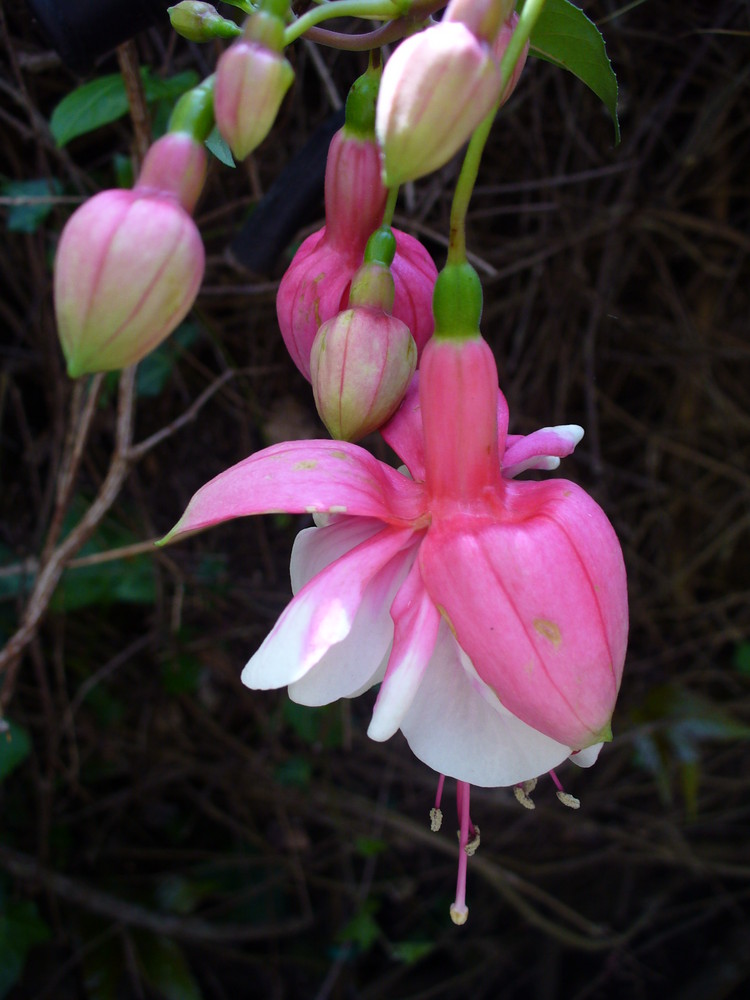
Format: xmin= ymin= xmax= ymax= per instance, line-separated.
xmin=399 ymin=624 xmax=571 ymax=787
xmin=290 ymin=517 xmax=385 ymax=595
xmin=568 ymin=743 xmax=603 ymax=768
xmin=288 ymin=542 xmax=417 ymax=706
xmin=242 ymin=526 xmax=414 ymax=691
xmin=367 ymin=559 xmax=440 ymax=742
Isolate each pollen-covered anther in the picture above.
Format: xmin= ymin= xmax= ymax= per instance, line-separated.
xmin=430 ymin=807 xmax=443 ymax=832
xmin=464 ymin=825 xmax=480 ymax=856
xmin=513 ymin=777 xmax=537 ymax=810
xmin=556 ymin=790 xmax=581 ymax=810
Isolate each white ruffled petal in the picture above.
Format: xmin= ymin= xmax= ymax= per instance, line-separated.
xmin=399 ymin=624 xmax=571 ymax=787
xmin=290 ymin=517 xmax=385 ymax=595
xmin=288 ymin=542 xmax=417 ymax=706
xmin=242 ymin=525 xmax=414 ymax=691
xmin=568 ymin=743 xmax=603 ymax=768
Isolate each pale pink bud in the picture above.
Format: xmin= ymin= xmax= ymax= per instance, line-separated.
xmin=493 ymin=12 xmax=528 ymax=105
xmin=276 ymin=128 xmax=436 ymax=380
xmin=311 ymin=306 xmax=417 ymax=442
xmin=54 ymin=135 xmax=206 ymax=378
xmin=444 ymin=0 xmax=515 ymax=43
xmin=376 ymin=22 xmax=503 ymax=186
xmin=214 ymin=15 xmax=294 ymax=161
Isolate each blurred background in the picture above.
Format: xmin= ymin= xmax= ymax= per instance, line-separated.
xmin=1 ymin=2 xmax=749 ymax=998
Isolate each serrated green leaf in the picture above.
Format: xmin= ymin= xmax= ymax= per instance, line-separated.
xmin=525 ymin=0 xmax=620 ymax=143
xmin=50 ymin=69 xmax=199 ymax=147
xmin=1 ymin=178 xmax=63 ymax=233
xmin=0 ymin=720 xmax=31 ymax=783
xmin=206 ymin=125 xmax=235 ymax=167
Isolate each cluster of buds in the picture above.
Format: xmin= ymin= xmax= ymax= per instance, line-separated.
xmin=276 ymin=66 xmax=437 ymax=392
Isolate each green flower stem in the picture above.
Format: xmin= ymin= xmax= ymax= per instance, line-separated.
xmin=382 ymin=185 xmax=399 ymax=228
xmin=447 ymin=0 xmax=548 ymax=266
xmin=284 ymin=0 xmax=409 ymax=47
xmin=168 ymin=75 xmax=216 ymax=142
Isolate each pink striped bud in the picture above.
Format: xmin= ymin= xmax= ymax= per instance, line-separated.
xmin=54 ymin=133 xmax=206 ymax=378
xmin=276 ymin=128 xmax=436 ymax=380
xmin=214 ymin=12 xmax=294 ymax=161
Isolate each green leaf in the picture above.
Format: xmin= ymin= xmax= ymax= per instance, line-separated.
xmin=274 ymin=757 xmax=312 ymax=789
xmin=50 ymin=69 xmax=199 ymax=147
xmin=1 ymin=178 xmax=63 ymax=233
xmin=160 ymin=654 xmax=202 ymax=696
xmin=135 ymin=935 xmax=203 ymax=1000
xmin=525 ymin=0 xmax=620 ymax=143
xmin=0 ymin=720 xmax=31 ymax=783
xmin=136 ymin=323 xmax=199 ymax=397
xmin=733 ymin=641 xmax=750 ymax=676
xmin=354 ymin=836 xmax=387 ymax=858
xmin=205 ymin=125 xmax=235 ymax=167
xmin=0 ymin=892 xmax=50 ymax=1000
xmin=336 ymin=901 xmax=381 ymax=952
xmin=390 ymin=940 xmax=435 ymax=964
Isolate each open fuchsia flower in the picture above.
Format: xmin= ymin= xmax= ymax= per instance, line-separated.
xmin=54 ymin=132 xmax=206 ymax=378
xmin=277 ymin=68 xmax=437 ymax=381
xmin=376 ymin=0 xmax=527 ymax=186
xmin=164 ymin=262 xmax=628 ymax=923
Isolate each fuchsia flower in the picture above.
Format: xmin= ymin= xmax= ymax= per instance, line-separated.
xmin=277 ymin=126 xmax=437 ymax=381
xmin=164 ymin=265 xmax=628 ymax=920
xmin=54 ymin=133 xmax=206 ymax=377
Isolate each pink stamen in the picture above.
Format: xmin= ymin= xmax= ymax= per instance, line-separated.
xmin=434 ymin=773 xmax=446 ymax=811
xmin=548 ymin=768 xmax=564 ymax=793
xmin=450 ymin=780 xmax=470 ymax=925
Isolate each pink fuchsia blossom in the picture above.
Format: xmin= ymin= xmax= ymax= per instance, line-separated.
xmin=165 ymin=336 xmax=628 ymax=773
xmin=54 ymin=133 xmax=206 ymax=378
xmin=277 ymin=127 xmax=437 ymax=380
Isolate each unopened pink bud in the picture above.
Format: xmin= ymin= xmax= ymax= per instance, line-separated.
xmin=493 ymin=12 xmax=528 ymax=104
xmin=444 ymin=0 xmax=515 ymax=43
xmin=311 ymin=306 xmax=417 ymax=442
xmin=276 ymin=128 xmax=436 ymax=380
xmin=54 ymin=136 xmax=206 ymax=378
xmin=214 ymin=15 xmax=294 ymax=161
xmin=376 ymin=22 xmax=503 ymax=186
xmin=137 ymin=132 xmax=207 ymax=213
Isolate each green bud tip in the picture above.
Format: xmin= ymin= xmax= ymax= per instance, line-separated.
xmin=344 ymin=64 xmax=381 ymax=138
xmin=364 ymin=226 xmax=396 ymax=268
xmin=432 ymin=262 xmax=483 ymax=339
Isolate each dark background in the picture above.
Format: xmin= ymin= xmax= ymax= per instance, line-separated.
xmin=1 ymin=2 xmax=749 ymax=998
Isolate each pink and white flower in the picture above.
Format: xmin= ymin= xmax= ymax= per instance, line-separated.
xmin=166 ymin=337 xmax=627 ymax=772
xmin=165 ymin=330 xmax=628 ymax=921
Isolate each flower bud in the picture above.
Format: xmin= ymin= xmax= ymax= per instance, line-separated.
xmin=168 ymin=2 xmax=241 ymax=42
xmin=376 ymin=21 xmax=503 ymax=186
xmin=277 ymin=127 xmax=436 ymax=380
xmin=493 ymin=12 xmax=528 ymax=105
xmin=214 ymin=12 xmax=294 ymax=160
xmin=54 ymin=134 xmax=206 ymax=378
xmin=311 ymin=306 xmax=417 ymax=442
